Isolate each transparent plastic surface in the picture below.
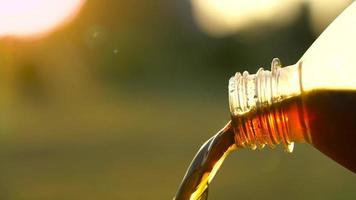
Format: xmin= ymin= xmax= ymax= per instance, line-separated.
xmin=300 ymin=2 xmax=356 ymax=91
xmin=228 ymin=1 xmax=356 ymax=172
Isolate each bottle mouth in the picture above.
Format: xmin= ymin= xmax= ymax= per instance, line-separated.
xmin=228 ymin=58 xmax=299 ymax=152
xmin=228 ymin=71 xmax=256 ymax=116
xmin=228 ymin=58 xmax=282 ymax=117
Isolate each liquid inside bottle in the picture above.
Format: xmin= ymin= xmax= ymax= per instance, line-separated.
xmin=295 ymin=89 xmax=356 ymax=171
xmin=232 ymin=89 xmax=356 ymax=173
xmin=228 ymin=57 xmax=356 ymax=173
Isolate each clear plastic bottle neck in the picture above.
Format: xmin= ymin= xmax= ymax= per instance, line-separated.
xmin=228 ymin=58 xmax=309 ymax=152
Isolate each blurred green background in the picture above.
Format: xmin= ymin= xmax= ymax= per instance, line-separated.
xmin=0 ymin=0 xmax=355 ymax=199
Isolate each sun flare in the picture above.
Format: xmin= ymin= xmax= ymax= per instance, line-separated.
xmin=0 ymin=0 xmax=85 ymax=38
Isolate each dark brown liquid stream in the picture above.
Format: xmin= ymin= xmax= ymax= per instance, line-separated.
xmin=174 ymin=123 xmax=235 ymax=200
xmin=175 ymin=90 xmax=356 ymax=200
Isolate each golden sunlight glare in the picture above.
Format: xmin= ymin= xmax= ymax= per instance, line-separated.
xmin=191 ymin=0 xmax=352 ymax=37
xmin=0 ymin=0 xmax=85 ymax=38
xmin=191 ymin=0 xmax=300 ymax=37
xmin=308 ymin=0 xmax=352 ymax=34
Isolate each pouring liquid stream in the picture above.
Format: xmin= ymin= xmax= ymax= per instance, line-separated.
xmin=174 ymin=122 xmax=236 ymax=200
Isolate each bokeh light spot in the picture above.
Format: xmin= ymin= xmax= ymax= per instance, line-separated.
xmin=0 ymin=0 xmax=85 ymax=38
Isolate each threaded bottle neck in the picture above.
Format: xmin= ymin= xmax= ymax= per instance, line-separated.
xmin=228 ymin=58 xmax=306 ymax=152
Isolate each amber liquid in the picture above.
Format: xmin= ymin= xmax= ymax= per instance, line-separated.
xmin=298 ymin=89 xmax=356 ymax=172
xmin=175 ymin=89 xmax=356 ymax=200
xmin=174 ymin=123 xmax=235 ymax=200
